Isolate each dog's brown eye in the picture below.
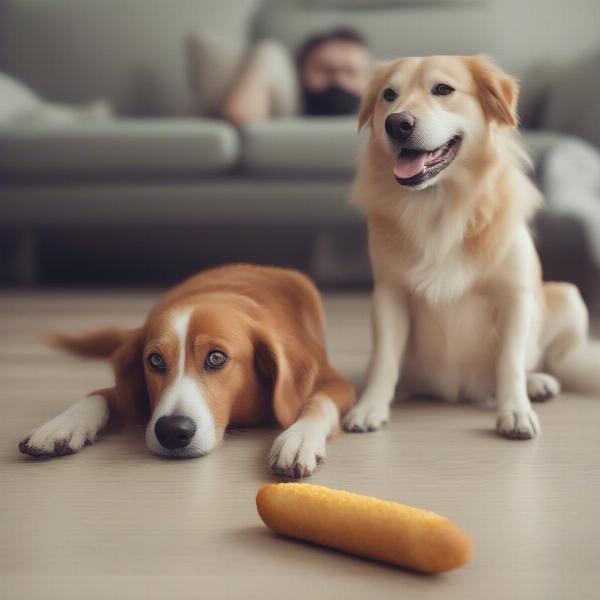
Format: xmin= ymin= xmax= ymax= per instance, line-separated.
xmin=205 ymin=350 xmax=228 ymax=370
xmin=147 ymin=352 xmax=167 ymax=374
xmin=432 ymin=83 xmax=455 ymax=96
xmin=383 ymin=87 xmax=398 ymax=102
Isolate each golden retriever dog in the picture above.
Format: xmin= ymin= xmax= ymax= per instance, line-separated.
xmin=343 ymin=55 xmax=599 ymax=439
xmin=19 ymin=264 xmax=354 ymax=477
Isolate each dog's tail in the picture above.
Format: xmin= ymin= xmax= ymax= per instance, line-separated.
xmin=46 ymin=327 xmax=130 ymax=359
xmin=542 ymin=283 xmax=600 ymax=396
xmin=547 ymin=339 xmax=600 ymax=396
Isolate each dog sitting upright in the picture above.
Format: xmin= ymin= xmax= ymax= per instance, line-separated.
xmin=343 ymin=55 xmax=600 ymax=438
xmin=19 ymin=264 xmax=355 ymax=477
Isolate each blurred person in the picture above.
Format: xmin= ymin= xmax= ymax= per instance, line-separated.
xmin=222 ymin=28 xmax=372 ymax=126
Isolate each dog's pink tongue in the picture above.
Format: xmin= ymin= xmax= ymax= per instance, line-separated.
xmin=394 ymin=152 xmax=427 ymax=179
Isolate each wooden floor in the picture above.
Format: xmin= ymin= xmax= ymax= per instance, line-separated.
xmin=1 ymin=290 xmax=599 ymax=600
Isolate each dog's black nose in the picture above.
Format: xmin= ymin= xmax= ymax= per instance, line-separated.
xmin=154 ymin=415 xmax=196 ymax=449
xmin=385 ymin=112 xmax=416 ymax=143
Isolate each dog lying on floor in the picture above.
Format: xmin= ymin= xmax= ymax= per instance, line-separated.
xmin=19 ymin=264 xmax=355 ymax=477
xmin=343 ymin=55 xmax=600 ymax=438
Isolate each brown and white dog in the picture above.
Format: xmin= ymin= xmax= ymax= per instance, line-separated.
xmin=19 ymin=264 xmax=355 ymax=477
xmin=343 ymin=55 xmax=600 ymax=438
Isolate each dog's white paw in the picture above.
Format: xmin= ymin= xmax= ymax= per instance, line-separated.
xmin=19 ymin=414 xmax=101 ymax=457
xmin=343 ymin=401 xmax=390 ymax=433
xmin=268 ymin=427 xmax=326 ymax=479
xmin=19 ymin=396 xmax=109 ymax=458
xmin=496 ymin=407 xmax=540 ymax=440
xmin=527 ymin=372 xmax=560 ymax=402
xmin=20 ymin=417 xmax=94 ymax=457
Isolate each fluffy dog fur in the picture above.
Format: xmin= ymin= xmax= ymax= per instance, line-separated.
xmin=343 ymin=55 xmax=600 ymax=438
xmin=19 ymin=264 xmax=354 ymax=477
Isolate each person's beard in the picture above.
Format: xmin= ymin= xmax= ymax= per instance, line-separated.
xmin=302 ymin=85 xmax=361 ymax=116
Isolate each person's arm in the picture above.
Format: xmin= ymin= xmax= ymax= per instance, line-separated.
xmin=221 ymin=46 xmax=272 ymax=127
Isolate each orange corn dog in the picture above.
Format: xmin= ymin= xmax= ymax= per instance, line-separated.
xmin=256 ymin=483 xmax=473 ymax=574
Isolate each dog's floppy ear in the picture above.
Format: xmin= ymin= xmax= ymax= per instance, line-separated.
xmin=253 ymin=330 xmax=318 ymax=428
xmin=110 ymin=328 xmax=149 ymax=422
xmin=358 ymin=61 xmax=395 ymax=131
xmin=468 ymin=56 xmax=519 ymax=128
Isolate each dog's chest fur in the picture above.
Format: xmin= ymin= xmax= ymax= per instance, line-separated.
xmin=368 ymin=189 xmax=507 ymax=401
xmin=370 ymin=189 xmax=479 ymax=305
xmin=404 ymin=209 xmax=475 ymax=305
xmin=403 ymin=291 xmax=499 ymax=401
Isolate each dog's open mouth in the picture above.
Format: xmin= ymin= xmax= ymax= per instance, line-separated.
xmin=394 ymin=135 xmax=462 ymax=187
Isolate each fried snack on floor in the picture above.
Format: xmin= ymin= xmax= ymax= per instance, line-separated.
xmin=256 ymin=483 xmax=473 ymax=574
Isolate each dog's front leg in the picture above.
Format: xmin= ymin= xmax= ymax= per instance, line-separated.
xmin=343 ymin=284 xmax=409 ymax=432
xmin=19 ymin=391 xmax=111 ymax=457
xmin=268 ymin=392 xmax=341 ymax=479
xmin=495 ymin=292 xmax=540 ymax=439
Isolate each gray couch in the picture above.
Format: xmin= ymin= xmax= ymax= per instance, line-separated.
xmin=1 ymin=0 xmax=599 ymax=289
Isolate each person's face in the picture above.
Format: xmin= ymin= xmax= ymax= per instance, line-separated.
xmin=301 ymin=39 xmax=372 ymax=96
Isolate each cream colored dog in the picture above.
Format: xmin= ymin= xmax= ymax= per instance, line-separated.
xmin=344 ymin=55 xmax=600 ymax=439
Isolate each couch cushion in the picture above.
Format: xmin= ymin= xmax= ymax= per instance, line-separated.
xmin=240 ymin=121 xmax=574 ymax=178
xmin=240 ymin=123 xmax=584 ymax=179
xmin=241 ymin=117 xmax=362 ymax=176
xmin=0 ymin=119 xmax=239 ymax=178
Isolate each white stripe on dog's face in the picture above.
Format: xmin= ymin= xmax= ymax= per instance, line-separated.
xmin=145 ymin=309 xmax=217 ymax=458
